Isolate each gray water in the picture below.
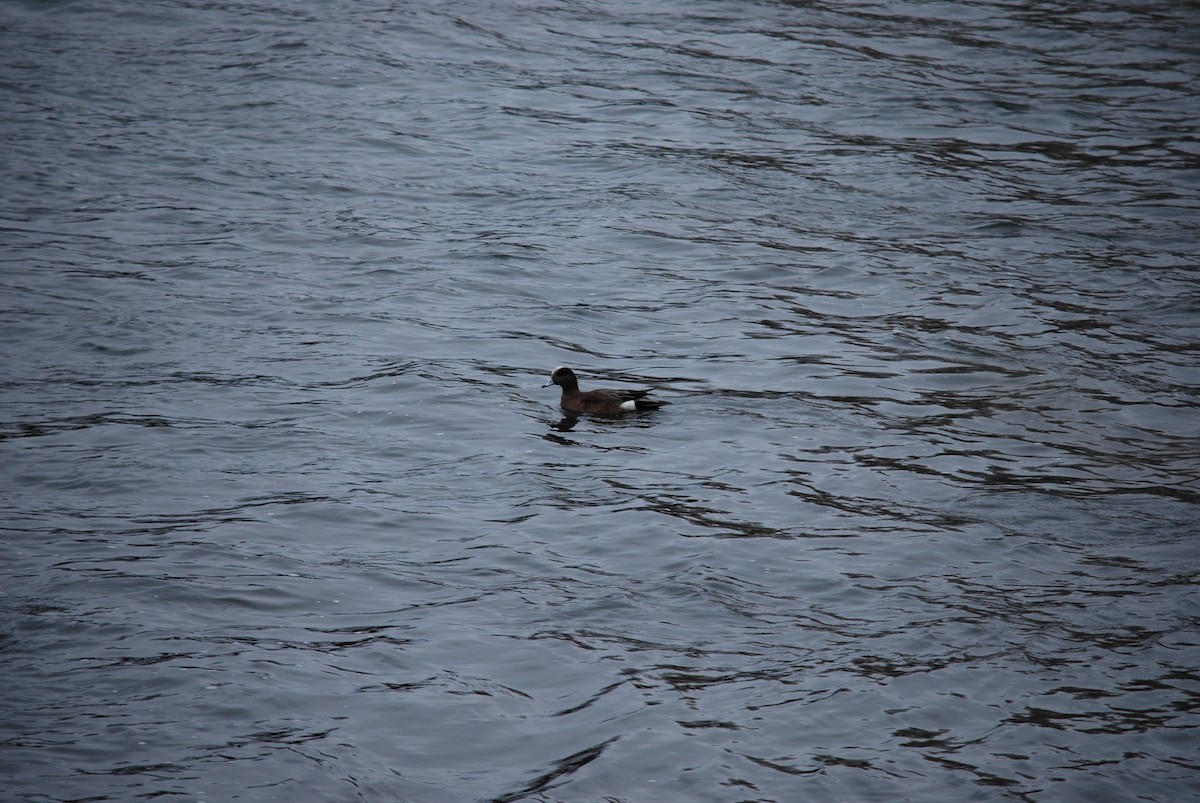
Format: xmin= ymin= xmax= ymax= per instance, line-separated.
xmin=2 ymin=1 xmax=1198 ymax=801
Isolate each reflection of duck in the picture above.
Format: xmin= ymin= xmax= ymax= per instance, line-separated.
xmin=542 ymin=366 xmax=669 ymax=414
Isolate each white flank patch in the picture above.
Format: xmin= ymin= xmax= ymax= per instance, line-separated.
xmin=619 ymin=399 xmax=637 ymax=411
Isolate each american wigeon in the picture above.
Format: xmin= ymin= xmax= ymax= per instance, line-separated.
xmin=543 ymin=366 xmax=669 ymax=414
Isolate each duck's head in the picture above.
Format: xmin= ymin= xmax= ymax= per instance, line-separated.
xmin=543 ymin=366 xmax=577 ymax=389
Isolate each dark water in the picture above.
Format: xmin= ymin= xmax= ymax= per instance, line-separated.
xmin=2 ymin=0 xmax=1198 ymax=800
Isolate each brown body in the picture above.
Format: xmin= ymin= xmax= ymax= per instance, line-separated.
xmin=543 ymin=366 xmax=668 ymax=414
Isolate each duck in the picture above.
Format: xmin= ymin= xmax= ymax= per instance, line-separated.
xmin=542 ymin=366 xmax=668 ymax=414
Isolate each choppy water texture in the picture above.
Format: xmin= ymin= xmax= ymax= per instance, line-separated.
xmin=2 ymin=1 xmax=1199 ymax=800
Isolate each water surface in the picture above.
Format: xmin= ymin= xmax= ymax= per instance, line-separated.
xmin=2 ymin=1 xmax=1198 ymax=800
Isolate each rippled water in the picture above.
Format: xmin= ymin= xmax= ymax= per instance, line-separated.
xmin=2 ymin=0 xmax=1198 ymax=800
